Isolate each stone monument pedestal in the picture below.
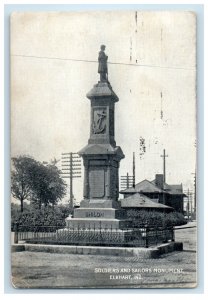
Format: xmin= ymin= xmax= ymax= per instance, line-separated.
xmin=59 ymin=199 xmax=136 ymax=246
xmin=66 ymin=199 xmax=132 ymax=230
xmin=60 ymin=47 xmax=136 ymax=246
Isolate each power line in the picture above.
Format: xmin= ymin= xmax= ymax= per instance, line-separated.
xmin=11 ymin=54 xmax=195 ymax=71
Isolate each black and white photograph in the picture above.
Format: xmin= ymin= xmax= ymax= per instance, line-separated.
xmin=10 ymin=9 xmax=197 ymax=289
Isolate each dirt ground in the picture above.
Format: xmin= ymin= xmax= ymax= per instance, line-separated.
xmin=11 ymin=222 xmax=197 ymax=289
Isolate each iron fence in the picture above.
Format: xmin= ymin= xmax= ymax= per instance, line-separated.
xmin=13 ymin=222 xmax=174 ymax=248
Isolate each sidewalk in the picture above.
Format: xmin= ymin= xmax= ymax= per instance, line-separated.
xmin=175 ymin=220 xmax=197 ymax=230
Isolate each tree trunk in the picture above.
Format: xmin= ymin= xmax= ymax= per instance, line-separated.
xmin=20 ymin=198 xmax=23 ymax=212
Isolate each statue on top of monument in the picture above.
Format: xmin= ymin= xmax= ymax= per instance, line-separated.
xmin=98 ymin=45 xmax=108 ymax=82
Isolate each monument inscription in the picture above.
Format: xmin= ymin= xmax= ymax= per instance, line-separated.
xmin=85 ymin=211 xmax=104 ymax=218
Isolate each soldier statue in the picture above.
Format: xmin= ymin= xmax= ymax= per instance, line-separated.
xmin=98 ymin=45 xmax=108 ymax=82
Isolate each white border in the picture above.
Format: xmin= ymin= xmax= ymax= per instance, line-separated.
xmin=1 ymin=1 xmax=207 ymax=299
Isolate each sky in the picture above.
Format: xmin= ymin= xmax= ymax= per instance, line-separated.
xmin=10 ymin=10 xmax=196 ymax=204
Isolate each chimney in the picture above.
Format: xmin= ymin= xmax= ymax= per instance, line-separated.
xmin=155 ymin=174 xmax=164 ymax=189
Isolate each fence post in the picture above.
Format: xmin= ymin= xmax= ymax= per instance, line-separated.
xmin=155 ymin=226 xmax=158 ymax=246
xmin=99 ymin=221 xmax=101 ymax=234
xmin=164 ymin=228 xmax=168 ymax=243
xmin=14 ymin=222 xmax=19 ymax=244
xmin=145 ymin=224 xmax=149 ymax=248
xmin=172 ymin=227 xmax=175 ymax=242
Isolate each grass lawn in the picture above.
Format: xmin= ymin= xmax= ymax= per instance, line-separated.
xmin=11 ymin=222 xmax=197 ymax=289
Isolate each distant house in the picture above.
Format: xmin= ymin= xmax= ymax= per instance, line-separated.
xmin=120 ymin=174 xmax=186 ymax=214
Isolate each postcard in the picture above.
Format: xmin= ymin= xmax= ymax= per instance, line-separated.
xmin=11 ymin=10 xmax=197 ymax=289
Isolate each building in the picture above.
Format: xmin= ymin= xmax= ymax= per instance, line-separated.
xmin=120 ymin=193 xmax=173 ymax=213
xmin=120 ymin=174 xmax=186 ymax=214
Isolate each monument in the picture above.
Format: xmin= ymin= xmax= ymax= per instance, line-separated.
xmin=65 ymin=46 xmax=135 ymax=243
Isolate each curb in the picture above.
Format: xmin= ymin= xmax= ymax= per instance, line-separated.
xmin=12 ymin=242 xmax=183 ymax=258
xmin=11 ymin=244 xmax=25 ymax=252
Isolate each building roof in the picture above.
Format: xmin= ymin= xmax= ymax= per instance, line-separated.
xmin=163 ymin=183 xmax=186 ymax=196
xmin=120 ymin=178 xmax=186 ymax=197
xmin=120 ymin=193 xmax=173 ymax=210
xmin=120 ymin=179 xmax=164 ymax=194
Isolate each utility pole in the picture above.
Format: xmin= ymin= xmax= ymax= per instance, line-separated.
xmin=194 ymin=170 xmax=196 ymax=213
xmin=187 ymin=189 xmax=190 ymax=221
xmin=133 ymin=152 xmax=135 ymax=188
xmin=121 ymin=172 xmax=129 ymax=190
xmin=120 ymin=152 xmax=136 ymax=190
xmin=61 ymin=152 xmax=81 ymax=210
xmin=191 ymin=169 xmax=196 ymax=213
xmin=190 ymin=192 xmax=193 ymax=220
xmin=120 ymin=172 xmax=135 ymax=190
xmin=184 ymin=189 xmax=193 ymax=221
xmin=160 ymin=149 xmax=168 ymax=184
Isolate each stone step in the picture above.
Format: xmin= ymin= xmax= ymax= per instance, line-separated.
xmin=12 ymin=242 xmax=183 ymax=258
xmin=66 ymin=218 xmax=132 ymax=230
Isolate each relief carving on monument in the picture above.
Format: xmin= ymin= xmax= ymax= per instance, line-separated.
xmin=92 ymin=108 xmax=107 ymax=134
